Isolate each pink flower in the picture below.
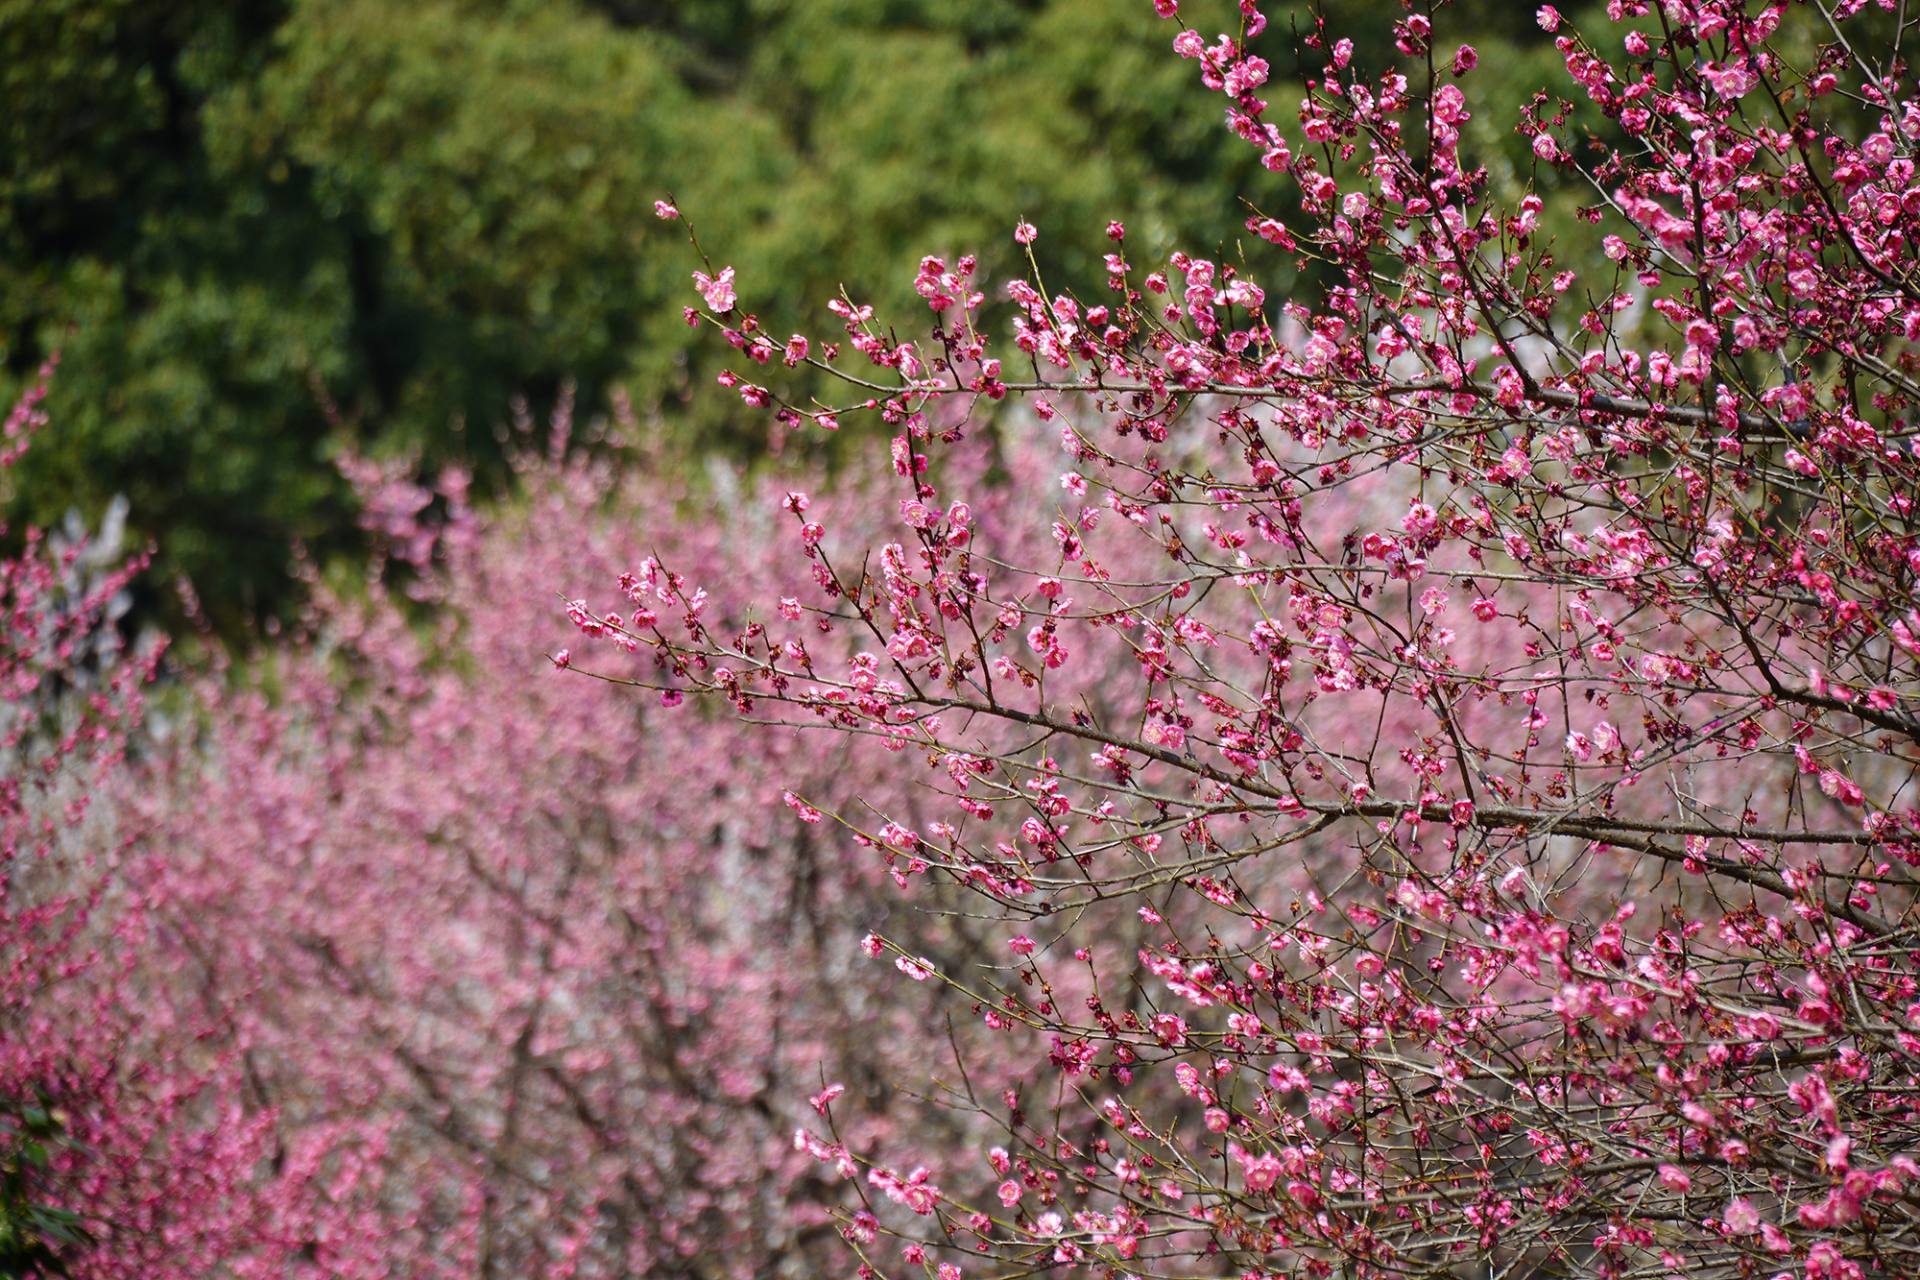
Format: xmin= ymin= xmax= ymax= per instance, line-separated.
xmin=1536 ymin=5 xmax=1561 ymax=30
xmin=1233 ymin=1144 xmax=1284 ymax=1192
xmin=1532 ymin=133 xmax=1560 ymax=162
xmin=693 ymin=266 xmax=736 ymax=312
xmin=653 ymin=199 xmax=679 ymax=220
xmin=782 ymin=791 xmax=824 ymax=823
xmin=1702 ymin=59 xmax=1756 ymax=99
xmin=1724 ymin=1197 xmax=1760 ymax=1235
xmin=1014 ymin=221 xmax=1038 ymax=245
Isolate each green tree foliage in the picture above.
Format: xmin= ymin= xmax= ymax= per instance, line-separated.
xmin=5 ymin=0 xmax=1568 ymax=636
xmin=0 ymin=1095 xmax=92 ymax=1278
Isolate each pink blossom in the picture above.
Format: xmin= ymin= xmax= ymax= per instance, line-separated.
xmin=693 ymin=265 xmax=737 ymax=312
xmin=1234 ymin=1144 xmax=1284 ymax=1192
xmin=895 ymin=955 xmax=936 ymax=981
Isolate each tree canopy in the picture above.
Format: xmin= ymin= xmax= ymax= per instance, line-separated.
xmin=1 ymin=0 xmax=1559 ymax=637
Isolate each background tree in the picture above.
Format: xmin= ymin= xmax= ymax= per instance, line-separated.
xmin=124 ymin=401 xmax=1093 ymax=1278
xmin=0 ymin=370 xmax=342 ymax=1278
xmin=2 ymin=0 xmax=1558 ymax=640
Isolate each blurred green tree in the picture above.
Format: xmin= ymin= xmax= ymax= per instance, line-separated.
xmin=4 ymin=0 xmax=1572 ymax=638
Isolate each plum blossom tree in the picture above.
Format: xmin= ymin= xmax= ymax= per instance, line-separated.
xmin=564 ymin=1 xmax=1920 ymax=1276
xmin=132 ymin=397 xmax=1041 ymax=1278
xmin=0 ymin=367 xmax=317 ymax=1277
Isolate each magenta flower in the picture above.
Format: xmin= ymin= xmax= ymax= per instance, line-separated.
xmin=692 ymin=265 xmax=736 ymax=312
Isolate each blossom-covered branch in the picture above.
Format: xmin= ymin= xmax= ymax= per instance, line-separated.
xmin=569 ymin=2 xmax=1920 ymax=1276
